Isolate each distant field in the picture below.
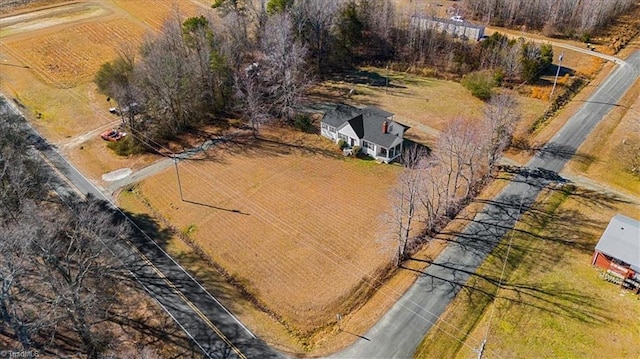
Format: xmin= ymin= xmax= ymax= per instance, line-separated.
xmin=5 ymin=17 xmax=145 ymax=87
xmin=111 ymin=0 xmax=207 ymax=31
xmin=124 ymin=128 xmax=401 ymax=335
xmin=0 ymin=0 xmax=209 ymax=177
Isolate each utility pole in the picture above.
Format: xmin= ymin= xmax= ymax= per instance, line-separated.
xmin=550 ymin=51 xmax=564 ymax=98
xmin=174 ymin=156 xmax=184 ymax=201
xmin=385 ymin=65 xmax=389 ymax=94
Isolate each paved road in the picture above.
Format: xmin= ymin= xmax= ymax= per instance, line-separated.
xmin=330 ymin=51 xmax=640 ymax=359
xmin=1 ymin=96 xmax=285 ymax=359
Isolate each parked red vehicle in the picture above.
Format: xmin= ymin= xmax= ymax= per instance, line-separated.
xmin=100 ymin=129 xmax=127 ymax=142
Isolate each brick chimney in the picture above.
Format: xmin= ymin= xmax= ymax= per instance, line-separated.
xmin=382 ymin=121 xmax=388 ymax=134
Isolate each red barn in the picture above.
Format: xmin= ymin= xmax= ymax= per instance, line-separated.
xmin=592 ymin=214 xmax=640 ymax=293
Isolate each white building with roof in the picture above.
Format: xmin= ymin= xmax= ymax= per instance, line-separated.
xmin=592 ymin=214 xmax=640 ymax=293
xmin=320 ymin=104 xmax=408 ymax=163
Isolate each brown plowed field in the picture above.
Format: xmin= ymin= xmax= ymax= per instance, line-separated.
xmin=111 ymin=0 xmax=206 ymax=31
xmin=5 ymin=17 xmax=146 ymax=87
xmin=132 ymin=129 xmax=400 ymax=333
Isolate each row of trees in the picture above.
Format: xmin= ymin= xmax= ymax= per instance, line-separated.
xmin=96 ymin=8 xmax=317 ymax=143
xmin=465 ymin=0 xmax=637 ymax=38
xmin=388 ymin=93 xmax=521 ymax=264
xmin=401 ymin=25 xmax=553 ymax=87
xmin=95 ymin=14 xmax=232 ymax=141
xmin=96 ymin=0 xmax=557 ymax=146
xmin=0 ymin=102 xmax=161 ymax=358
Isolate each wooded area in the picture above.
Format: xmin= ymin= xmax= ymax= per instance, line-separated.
xmin=466 ymin=0 xmax=636 ymax=38
xmin=0 ymin=100 xmax=174 ymax=358
xmin=94 ymin=0 xmax=570 ymax=147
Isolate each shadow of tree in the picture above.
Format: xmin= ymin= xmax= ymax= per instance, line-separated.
xmin=335 ymin=69 xmax=407 ymax=89
xmin=211 ymin=135 xmax=342 ymax=160
xmin=534 ymin=142 xmax=595 ymax=165
xmin=107 ymin=204 xmax=282 ymax=358
xmin=404 ymin=177 xmax=621 ymax=330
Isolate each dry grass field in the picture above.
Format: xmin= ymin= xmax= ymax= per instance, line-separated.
xmin=313 ymin=68 xmax=549 ymax=145
xmin=111 ymin=0 xmax=208 ymax=31
xmin=415 ymin=187 xmax=640 ymax=359
xmin=125 ymin=127 xmax=401 ymax=337
xmin=3 ymin=0 xmax=635 ymax=355
xmin=0 ymin=0 xmax=211 ymax=180
xmin=6 ymin=17 xmax=146 ymax=87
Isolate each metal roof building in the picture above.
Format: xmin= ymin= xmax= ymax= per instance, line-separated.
xmin=592 ymin=214 xmax=640 ymax=293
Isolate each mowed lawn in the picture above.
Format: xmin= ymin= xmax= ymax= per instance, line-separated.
xmin=415 ymin=187 xmax=640 ymax=359
xmin=127 ymin=129 xmax=401 ymax=333
xmin=313 ymin=66 xmax=548 ymax=144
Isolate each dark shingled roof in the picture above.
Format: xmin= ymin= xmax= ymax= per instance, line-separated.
xmin=362 ymin=106 xmax=394 ymax=119
xmin=363 ymin=112 xmax=400 ymax=148
xmin=322 ymin=103 xmax=362 ymax=128
xmin=323 ymin=103 xmax=406 ymax=149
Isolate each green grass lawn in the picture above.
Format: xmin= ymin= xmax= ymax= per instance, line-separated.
xmin=414 ymin=185 xmax=640 ymax=359
xmin=312 ymin=66 xmax=547 ymax=144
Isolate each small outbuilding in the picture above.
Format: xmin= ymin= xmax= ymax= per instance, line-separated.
xmin=591 ymin=214 xmax=640 ymax=293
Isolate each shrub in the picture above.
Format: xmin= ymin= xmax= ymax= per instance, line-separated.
xmin=492 ymin=69 xmax=505 ymax=87
xmin=293 ymin=114 xmax=314 ymax=133
xmin=352 ymin=145 xmax=361 ymax=155
xmin=337 ymin=139 xmax=347 ymax=149
xmin=461 ymin=71 xmax=495 ymax=100
xmin=530 ymin=86 xmax=550 ymax=101
xmin=107 ymin=135 xmax=144 ymax=156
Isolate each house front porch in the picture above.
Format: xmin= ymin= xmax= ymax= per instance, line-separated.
xmin=372 ymin=142 xmax=403 ymax=163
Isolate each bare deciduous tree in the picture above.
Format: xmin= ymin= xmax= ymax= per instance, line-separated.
xmin=466 ymin=0 xmax=635 ymax=36
xmin=481 ymin=92 xmax=521 ymax=173
xmin=291 ymin=0 xmax=342 ymax=72
xmin=234 ymin=63 xmax=270 ymax=137
xmin=32 ymin=197 xmax=130 ymax=359
xmin=436 ymin=117 xmax=488 ymax=214
xmin=387 ymin=145 xmax=428 ymax=265
xmin=260 ymin=12 xmax=312 ymax=121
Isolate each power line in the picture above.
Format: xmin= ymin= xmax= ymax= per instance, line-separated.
xmin=1 ymin=18 xmax=508 ymax=358
xmin=476 ymin=172 xmax=530 ymax=359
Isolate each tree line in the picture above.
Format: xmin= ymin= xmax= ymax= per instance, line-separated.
xmin=387 ymin=93 xmax=521 ymax=265
xmin=95 ymin=0 xmax=560 ymax=148
xmin=0 ymin=100 xmax=170 ymax=358
xmin=465 ymin=0 xmax=636 ymax=39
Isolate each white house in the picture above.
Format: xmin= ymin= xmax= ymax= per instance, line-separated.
xmin=320 ymin=104 xmax=408 ymax=163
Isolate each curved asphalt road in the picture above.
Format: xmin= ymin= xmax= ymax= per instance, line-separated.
xmin=331 ymin=51 xmax=640 ymax=359
xmin=1 ymin=96 xmax=285 ymax=359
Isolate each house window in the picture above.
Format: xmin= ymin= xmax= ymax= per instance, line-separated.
xmin=329 ymin=126 xmax=336 ymax=132
xmin=338 ymin=133 xmax=349 ymax=142
xmin=362 ymin=141 xmax=374 ymax=150
xmin=321 ymin=123 xmax=328 ymax=130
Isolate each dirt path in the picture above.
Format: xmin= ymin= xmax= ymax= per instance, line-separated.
xmin=58 ymin=119 xmax=122 ymax=149
xmin=486 ymin=26 xmax=628 ymax=66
